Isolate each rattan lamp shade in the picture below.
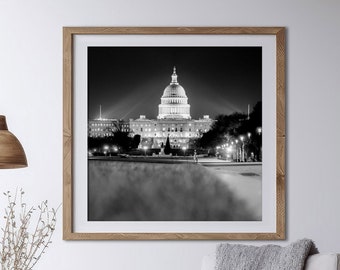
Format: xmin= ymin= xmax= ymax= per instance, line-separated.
xmin=0 ymin=115 xmax=27 ymax=169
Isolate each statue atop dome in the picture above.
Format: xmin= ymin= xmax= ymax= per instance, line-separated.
xmin=171 ymin=66 xmax=178 ymax=85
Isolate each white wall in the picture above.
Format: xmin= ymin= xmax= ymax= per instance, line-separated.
xmin=1 ymin=0 xmax=340 ymax=269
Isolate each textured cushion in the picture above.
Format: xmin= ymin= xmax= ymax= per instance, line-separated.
xmin=201 ymin=253 xmax=340 ymax=270
xmin=215 ymin=239 xmax=314 ymax=270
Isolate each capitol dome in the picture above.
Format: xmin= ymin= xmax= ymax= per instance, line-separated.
xmin=162 ymin=69 xmax=188 ymax=99
xmin=158 ymin=67 xmax=191 ymax=119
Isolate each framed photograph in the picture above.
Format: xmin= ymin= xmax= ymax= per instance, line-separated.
xmin=63 ymin=27 xmax=285 ymax=240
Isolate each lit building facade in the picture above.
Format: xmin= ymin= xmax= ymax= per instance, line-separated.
xmin=118 ymin=120 xmax=130 ymax=133
xmin=88 ymin=119 xmax=130 ymax=137
xmin=88 ymin=118 xmax=119 ymax=138
xmin=130 ymin=67 xmax=213 ymax=148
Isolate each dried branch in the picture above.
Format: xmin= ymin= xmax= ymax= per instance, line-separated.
xmin=0 ymin=189 xmax=58 ymax=270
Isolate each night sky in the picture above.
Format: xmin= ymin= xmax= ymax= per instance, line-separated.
xmin=88 ymin=47 xmax=262 ymax=120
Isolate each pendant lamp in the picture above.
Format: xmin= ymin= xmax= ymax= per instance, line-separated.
xmin=0 ymin=115 xmax=27 ymax=169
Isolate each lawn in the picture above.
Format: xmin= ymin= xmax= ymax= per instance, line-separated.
xmin=88 ymin=160 xmax=256 ymax=221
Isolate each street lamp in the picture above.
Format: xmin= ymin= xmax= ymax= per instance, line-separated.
xmin=235 ymin=139 xmax=239 ymax=162
xmin=256 ymin=127 xmax=262 ymax=135
xmin=103 ymin=144 xmax=109 ymax=156
xmin=182 ymin=146 xmax=187 ymax=157
xmin=240 ymin=136 xmax=245 ymax=162
xmin=256 ymin=127 xmax=262 ymax=161
xmin=143 ymin=145 xmax=148 ymax=156
xmin=226 ymin=146 xmax=232 ymax=162
xmin=230 ymin=141 xmax=234 ymax=161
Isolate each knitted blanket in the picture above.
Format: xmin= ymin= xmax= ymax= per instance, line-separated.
xmin=216 ymin=239 xmax=317 ymax=270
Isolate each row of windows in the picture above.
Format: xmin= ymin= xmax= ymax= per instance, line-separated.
xmin=167 ymin=127 xmax=184 ymax=132
xmin=131 ymin=123 xmax=192 ymax=126
xmin=89 ymin=128 xmax=113 ymax=132
xmin=90 ymin=123 xmax=115 ymax=127
xmin=138 ymin=133 xmax=195 ymax=138
xmin=135 ymin=127 xmax=189 ymax=132
xmin=163 ymin=98 xmax=186 ymax=104
xmin=131 ymin=123 xmax=153 ymax=127
xmin=159 ymin=107 xmax=189 ymax=113
xmin=131 ymin=124 xmax=196 ymax=128
xmin=92 ymin=122 xmax=209 ymax=128
xmin=90 ymin=126 xmax=207 ymax=133
xmin=134 ymin=128 xmax=209 ymax=133
xmin=89 ymin=133 xmax=111 ymax=137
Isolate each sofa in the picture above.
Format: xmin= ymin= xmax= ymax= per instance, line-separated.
xmin=201 ymin=252 xmax=340 ymax=270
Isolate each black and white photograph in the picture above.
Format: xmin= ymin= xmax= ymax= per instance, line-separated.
xmin=87 ymin=46 xmax=263 ymax=222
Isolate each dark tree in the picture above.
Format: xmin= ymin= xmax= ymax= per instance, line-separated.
xmin=196 ymin=112 xmax=246 ymax=149
xmin=111 ymin=131 xmax=131 ymax=151
xmin=164 ymin=136 xmax=171 ymax=155
xmin=88 ymin=137 xmax=107 ymax=150
xmin=247 ymin=101 xmax=262 ymax=160
xmin=88 ymin=130 xmax=134 ymax=154
xmin=194 ymin=101 xmax=262 ymax=160
xmin=132 ymin=134 xmax=141 ymax=149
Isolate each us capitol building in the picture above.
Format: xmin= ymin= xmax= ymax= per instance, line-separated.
xmin=129 ymin=67 xmax=213 ymax=149
xmin=89 ymin=67 xmax=214 ymax=149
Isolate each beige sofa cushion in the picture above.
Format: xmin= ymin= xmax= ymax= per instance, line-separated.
xmin=201 ymin=253 xmax=340 ymax=270
xmin=201 ymin=253 xmax=215 ymax=270
xmin=305 ymin=254 xmax=340 ymax=270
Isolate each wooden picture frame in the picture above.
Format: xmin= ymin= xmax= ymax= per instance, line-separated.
xmin=63 ymin=27 xmax=285 ymax=240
